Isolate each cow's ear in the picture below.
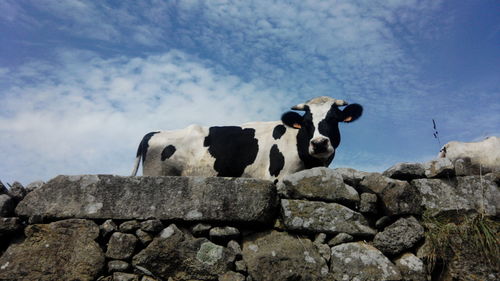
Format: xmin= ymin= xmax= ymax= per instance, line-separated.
xmin=341 ymin=104 xmax=363 ymax=123
xmin=281 ymin=111 xmax=303 ymax=129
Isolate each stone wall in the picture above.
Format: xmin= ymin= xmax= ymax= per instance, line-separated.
xmin=0 ymin=158 xmax=498 ymax=281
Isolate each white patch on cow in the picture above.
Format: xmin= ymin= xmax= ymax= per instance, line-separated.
xmin=186 ymin=210 xmax=203 ymax=219
xmin=307 ymin=100 xmax=336 ymax=159
xmin=1 ymin=262 xmax=9 ymax=270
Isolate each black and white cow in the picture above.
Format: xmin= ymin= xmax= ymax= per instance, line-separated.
xmin=131 ymin=96 xmax=363 ymax=181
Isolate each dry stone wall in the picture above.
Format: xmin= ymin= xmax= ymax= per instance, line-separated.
xmin=0 ymin=158 xmax=498 ymax=281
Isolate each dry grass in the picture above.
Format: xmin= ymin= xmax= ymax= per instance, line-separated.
xmin=421 ymin=213 xmax=500 ymax=276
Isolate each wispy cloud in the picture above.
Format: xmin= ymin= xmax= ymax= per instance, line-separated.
xmin=0 ymin=49 xmax=290 ymax=184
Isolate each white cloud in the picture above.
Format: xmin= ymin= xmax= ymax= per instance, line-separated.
xmin=0 ymin=50 xmax=291 ymax=184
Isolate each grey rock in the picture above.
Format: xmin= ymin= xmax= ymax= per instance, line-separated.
xmin=0 ymin=194 xmax=15 ymax=217
xmin=25 ymin=180 xmax=45 ymax=192
xmin=219 ymin=271 xmax=246 ymax=281
xmin=113 ymin=272 xmax=140 ymax=281
xmin=373 ymin=216 xmax=424 ymax=256
xmin=8 ymin=181 xmax=26 ymax=202
xmin=133 ymin=224 xmax=236 ymax=281
xmin=359 ymin=192 xmax=378 ymax=214
xmin=313 ymin=233 xmax=327 ymax=244
xmin=453 ymin=157 xmax=481 ymax=176
xmin=0 ymin=180 xmax=8 ymax=194
xmin=280 ymin=199 xmax=376 ymax=236
xmin=412 ymin=176 xmax=499 ymax=217
xmin=191 ymin=223 xmax=212 ymax=237
xmin=242 ymin=231 xmax=329 ymax=281
xmin=140 ymin=276 xmax=158 ymax=281
xmin=108 ymin=260 xmax=130 ymax=272
xmin=106 ymin=232 xmax=138 ymax=260
xmin=327 ymin=232 xmax=354 ymax=247
xmin=0 ymin=219 xmax=104 ymax=281
xmin=330 ymin=242 xmax=402 ymax=281
xmin=424 ymin=158 xmax=454 ymax=178
xmin=140 ymin=219 xmax=163 ymax=233
xmin=333 ymin=167 xmax=371 ymax=188
xmin=0 ymin=217 xmax=23 ymax=237
xmin=16 ymin=175 xmax=277 ymax=224
xmin=358 ymin=172 xmax=390 ymax=193
xmin=209 ymin=226 xmax=240 ymax=244
xmin=383 ymin=162 xmax=426 ymax=180
xmin=394 ymin=253 xmax=426 ymax=281
xmin=136 ymin=229 xmax=153 ymax=245
xmin=315 ymin=243 xmax=331 ymax=262
xmin=100 ymin=219 xmax=117 ymax=238
xmin=234 ymin=260 xmax=247 ymax=273
xmin=375 ymin=216 xmax=393 ymax=230
xmin=227 ymin=240 xmax=242 ymax=258
xmin=119 ymin=220 xmax=140 ymax=233
xmin=360 ymin=173 xmax=422 ymax=215
xmin=278 ymin=167 xmax=359 ymax=205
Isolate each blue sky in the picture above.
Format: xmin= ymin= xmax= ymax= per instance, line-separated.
xmin=1 ymin=0 xmax=499 ymax=185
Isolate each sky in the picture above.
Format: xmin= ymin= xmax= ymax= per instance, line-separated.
xmin=1 ymin=0 xmax=499 ymax=185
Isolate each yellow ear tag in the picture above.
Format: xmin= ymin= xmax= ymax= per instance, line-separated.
xmin=292 ymin=123 xmax=302 ymax=129
xmin=343 ymin=116 xmax=353 ymax=122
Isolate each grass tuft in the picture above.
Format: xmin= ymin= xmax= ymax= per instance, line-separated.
xmin=421 ymin=212 xmax=499 ymax=277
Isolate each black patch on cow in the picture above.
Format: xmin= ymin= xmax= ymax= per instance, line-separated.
xmin=203 ymin=126 xmax=259 ymax=177
xmin=161 ymin=145 xmax=176 ymax=161
xmin=136 ymin=131 xmax=160 ymax=162
xmin=269 ymin=144 xmax=285 ymax=177
xmin=272 ymin=124 xmax=287 ymax=140
xmin=281 ymin=112 xmax=303 ymax=128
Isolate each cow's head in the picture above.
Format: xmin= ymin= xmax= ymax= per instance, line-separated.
xmin=281 ymin=96 xmax=363 ymax=167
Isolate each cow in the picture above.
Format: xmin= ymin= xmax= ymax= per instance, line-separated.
xmin=438 ymin=136 xmax=500 ymax=172
xmin=131 ymin=96 xmax=363 ymax=181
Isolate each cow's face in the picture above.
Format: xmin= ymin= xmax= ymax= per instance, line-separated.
xmin=281 ymin=97 xmax=363 ymax=164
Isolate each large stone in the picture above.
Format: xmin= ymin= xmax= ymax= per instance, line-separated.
xmin=0 ymin=217 xmax=23 ymax=238
xmin=373 ymin=216 xmax=424 ymax=256
xmin=394 ymin=253 xmax=426 ymax=281
xmin=0 ymin=219 xmax=104 ymax=281
xmin=333 ymin=167 xmax=371 ymax=188
xmin=25 ymin=180 xmax=45 ymax=193
xmin=140 ymin=219 xmax=164 ymax=233
xmin=383 ymin=162 xmax=426 ymax=180
xmin=360 ymin=173 xmax=422 ymax=215
xmin=106 ymin=232 xmax=138 ymax=260
xmin=424 ymin=158 xmax=454 ymax=178
xmin=16 ymin=175 xmax=277 ymax=224
xmin=278 ymin=167 xmax=359 ymax=205
xmin=242 ymin=231 xmax=329 ymax=281
xmin=0 ymin=194 xmax=14 ymax=217
xmin=280 ymin=199 xmax=376 ymax=236
xmin=132 ymin=224 xmax=236 ymax=281
xmin=412 ymin=176 xmax=499 ymax=216
xmin=7 ymin=182 xmax=27 ymax=202
xmin=330 ymin=242 xmax=402 ymax=281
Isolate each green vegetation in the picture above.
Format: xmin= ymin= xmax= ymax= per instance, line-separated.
xmin=421 ymin=212 xmax=500 ymax=277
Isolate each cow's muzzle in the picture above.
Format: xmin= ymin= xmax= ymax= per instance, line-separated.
xmin=309 ymin=137 xmax=333 ymax=158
